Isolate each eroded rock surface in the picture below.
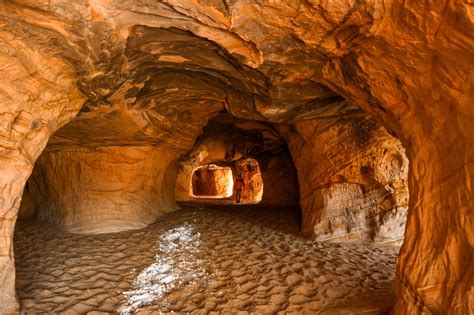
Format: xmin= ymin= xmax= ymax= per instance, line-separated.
xmin=259 ymin=154 xmax=300 ymax=207
xmin=280 ymin=116 xmax=409 ymax=244
xmin=19 ymin=146 xmax=178 ymax=234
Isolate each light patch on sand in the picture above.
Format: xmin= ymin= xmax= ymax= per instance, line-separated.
xmin=120 ymin=223 xmax=209 ymax=314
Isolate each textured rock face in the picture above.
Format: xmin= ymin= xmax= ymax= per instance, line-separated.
xmin=259 ymin=154 xmax=300 ymax=206
xmin=279 ymin=116 xmax=408 ymax=243
xmin=0 ymin=0 xmax=472 ymax=313
xmin=19 ymin=146 xmax=178 ymax=234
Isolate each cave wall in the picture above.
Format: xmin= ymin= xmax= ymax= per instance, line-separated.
xmin=176 ymin=165 xmax=197 ymax=201
xmin=20 ymin=146 xmax=179 ymax=234
xmin=17 ymin=184 xmax=35 ymax=221
xmin=259 ymin=154 xmax=300 ymax=206
xmin=316 ymin=3 xmax=474 ymax=311
xmin=0 ymin=25 xmax=86 ymax=313
xmin=279 ymin=116 xmax=408 ymax=243
xmin=232 ymin=158 xmax=264 ymax=204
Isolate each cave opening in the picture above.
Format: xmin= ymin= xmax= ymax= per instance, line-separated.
xmin=189 ymin=158 xmax=264 ymax=204
xmin=175 ymin=112 xmax=300 ymax=209
xmin=191 ymin=165 xmax=234 ymax=198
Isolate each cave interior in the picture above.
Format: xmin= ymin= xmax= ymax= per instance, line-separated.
xmin=0 ymin=1 xmax=472 ymax=314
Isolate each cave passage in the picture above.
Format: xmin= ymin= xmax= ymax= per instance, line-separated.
xmin=13 ymin=105 xmax=407 ymax=313
xmin=1 ymin=1 xmax=472 ymax=313
xmin=189 ymin=159 xmax=264 ymax=204
xmin=175 ymin=113 xmax=296 ymax=207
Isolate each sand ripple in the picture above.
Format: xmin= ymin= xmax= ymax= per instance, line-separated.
xmin=14 ymin=204 xmax=399 ymax=314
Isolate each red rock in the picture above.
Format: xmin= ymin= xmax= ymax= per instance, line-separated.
xmin=0 ymin=1 xmax=471 ymax=313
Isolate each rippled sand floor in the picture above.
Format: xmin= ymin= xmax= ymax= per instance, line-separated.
xmin=14 ymin=204 xmax=399 ymax=314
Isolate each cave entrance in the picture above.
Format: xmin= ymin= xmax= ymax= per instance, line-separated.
xmin=191 ymin=165 xmax=234 ymax=198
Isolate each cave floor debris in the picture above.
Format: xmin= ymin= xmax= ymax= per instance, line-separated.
xmin=14 ymin=204 xmax=399 ymax=314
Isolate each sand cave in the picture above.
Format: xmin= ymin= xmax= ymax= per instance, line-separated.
xmin=0 ymin=1 xmax=473 ymax=314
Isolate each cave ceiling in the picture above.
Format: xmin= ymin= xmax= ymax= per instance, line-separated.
xmin=179 ymin=112 xmax=289 ymax=166
xmin=1 ymin=0 xmax=368 ymax=151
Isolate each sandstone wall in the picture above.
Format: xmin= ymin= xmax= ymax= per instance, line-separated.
xmin=0 ymin=19 xmax=86 ymax=313
xmin=176 ymin=165 xmax=197 ymax=202
xmin=20 ymin=146 xmax=179 ymax=234
xmin=317 ymin=2 xmax=474 ymax=310
xmin=233 ymin=159 xmax=264 ymax=204
xmin=279 ymin=117 xmax=408 ymax=243
xmin=259 ymin=154 xmax=300 ymax=207
xmin=17 ymin=184 xmax=35 ymax=221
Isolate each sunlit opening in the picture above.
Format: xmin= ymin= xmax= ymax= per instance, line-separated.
xmin=191 ymin=165 xmax=234 ymax=198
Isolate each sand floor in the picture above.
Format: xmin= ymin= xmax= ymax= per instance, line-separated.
xmin=14 ymin=204 xmax=400 ymax=314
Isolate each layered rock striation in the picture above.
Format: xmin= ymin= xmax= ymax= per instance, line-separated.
xmin=279 ymin=116 xmax=408 ymax=243
xmin=19 ymin=146 xmax=178 ymax=234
